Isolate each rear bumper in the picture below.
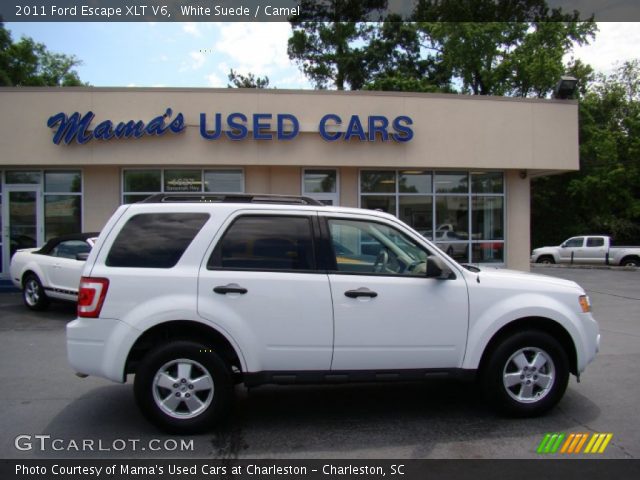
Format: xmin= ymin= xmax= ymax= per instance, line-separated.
xmin=66 ymin=317 xmax=139 ymax=383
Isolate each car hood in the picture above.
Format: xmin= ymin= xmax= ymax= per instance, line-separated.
xmin=473 ymin=267 xmax=584 ymax=293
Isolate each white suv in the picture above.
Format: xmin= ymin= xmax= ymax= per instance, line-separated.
xmin=67 ymin=194 xmax=600 ymax=433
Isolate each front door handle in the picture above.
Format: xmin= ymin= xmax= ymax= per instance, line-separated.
xmin=345 ymin=287 xmax=378 ymax=299
xmin=213 ymin=284 xmax=248 ymax=295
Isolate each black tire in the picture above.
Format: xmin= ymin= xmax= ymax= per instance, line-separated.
xmin=481 ymin=330 xmax=569 ymax=417
xmin=536 ymin=256 xmax=555 ymax=264
xmin=134 ymin=340 xmax=233 ymax=434
xmin=22 ymin=274 xmax=50 ymax=311
xmin=621 ymin=257 xmax=639 ymax=267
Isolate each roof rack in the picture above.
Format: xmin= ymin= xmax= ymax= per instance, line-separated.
xmin=140 ymin=193 xmax=324 ymax=206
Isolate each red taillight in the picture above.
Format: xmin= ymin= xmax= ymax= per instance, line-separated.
xmin=77 ymin=277 xmax=109 ymax=318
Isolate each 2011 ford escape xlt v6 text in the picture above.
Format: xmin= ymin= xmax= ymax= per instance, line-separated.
xmin=66 ymin=194 xmax=600 ymax=433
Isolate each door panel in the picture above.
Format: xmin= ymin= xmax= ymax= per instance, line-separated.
xmin=559 ymin=237 xmax=584 ymax=263
xmin=323 ymin=215 xmax=469 ymax=370
xmin=329 ymin=274 xmax=469 ymax=370
xmin=197 ymin=213 xmax=334 ymax=373
xmin=48 ymin=240 xmax=91 ymax=294
xmin=198 ymin=271 xmax=334 ymax=371
xmin=583 ymin=238 xmax=607 ymax=264
xmin=48 ymin=257 xmax=84 ymax=294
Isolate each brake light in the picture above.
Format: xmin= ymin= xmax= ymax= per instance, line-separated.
xmin=78 ymin=277 xmax=109 ymax=318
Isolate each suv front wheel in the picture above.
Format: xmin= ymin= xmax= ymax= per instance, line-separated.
xmin=482 ymin=330 xmax=569 ymax=417
xmin=134 ymin=341 xmax=233 ymax=433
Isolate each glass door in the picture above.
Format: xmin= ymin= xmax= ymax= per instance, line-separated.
xmin=302 ymin=169 xmax=339 ymax=205
xmin=2 ymin=186 xmax=43 ymax=277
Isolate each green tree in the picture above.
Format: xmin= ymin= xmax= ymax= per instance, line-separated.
xmin=416 ymin=19 xmax=595 ymax=97
xmin=363 ymin=18 xmax=453 ymax=92
xmin=0 ymin=22 xmax=84 ymax=86
xmin=288 ymin=1 xmax=595 ymax=96
xmin=227 ymin=69 xmax=270 ymax=89
xmin=532 ymin=61 xmax=640 ymax=246
xmin=288 ymin=0 xmax=388 ymax=90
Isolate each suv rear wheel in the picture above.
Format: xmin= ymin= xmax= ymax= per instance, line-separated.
xmin=482 ymin=330 xmax=569 ymax=417
xmin=134 ymin=341 xmax=233 ymax=433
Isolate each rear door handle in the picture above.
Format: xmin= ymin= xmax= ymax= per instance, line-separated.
xmin=345 ymin=287 xmax=378 ymax=299
xmin=213 ymin=284 xmax=248 ymax=295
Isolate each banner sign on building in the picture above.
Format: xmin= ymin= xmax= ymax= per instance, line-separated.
xmin=47 ymin=109 xmax=413 ymax=145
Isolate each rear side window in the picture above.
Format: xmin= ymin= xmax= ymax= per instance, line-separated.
xmin=208 ymin=216 xmax=315 ymax=271
xmin=106 ymin=213 xmax=209 ymax=268
xmin=586 ymin=237 xmax=604 ymax=247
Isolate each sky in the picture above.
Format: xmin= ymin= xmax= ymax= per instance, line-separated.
xmin=4 ymin=22 xmax=640 ymax=89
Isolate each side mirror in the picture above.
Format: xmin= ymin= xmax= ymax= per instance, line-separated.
xmin=76 ymin=252 xmax=89 ymax=261
xmin=560 ymin=243 xmax=566 ymax=248
xmin=426 ymin=256 xmax=454 ymax=279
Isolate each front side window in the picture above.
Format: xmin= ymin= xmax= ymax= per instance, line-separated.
xmin=564 ymin=237 xmax=584 ymax=248
xmin=209 ymin=216 xmax=315 ymax=271
xmin=106 ymin=213 xmax=209 ymax=268
xmin=328 ymin=218 xmax=428 ymax=276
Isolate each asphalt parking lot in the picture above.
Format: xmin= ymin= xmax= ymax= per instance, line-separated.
xmin=0 ymin=266 xmax=638 ymax=460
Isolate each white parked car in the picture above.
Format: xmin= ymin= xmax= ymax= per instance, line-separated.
xmin=10 ymin=233 xmax=99 ymax=310
xmin=531 ymin=235 xmax=640 ymax=266
xmin=66 ymin=194 xmax=599 ymax=433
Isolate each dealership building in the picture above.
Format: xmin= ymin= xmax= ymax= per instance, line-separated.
xmin=0 ymin=87 xmax=579 ymax=276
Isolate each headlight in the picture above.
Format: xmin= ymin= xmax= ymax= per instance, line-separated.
xmin=579 ymin=295 xmax=592 ymax=313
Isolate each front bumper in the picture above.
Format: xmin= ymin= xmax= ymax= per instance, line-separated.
xmin=577 ymin=312 xmax=600 ymax=372
xmin=67 ymin=317 xmax=139 ymax=383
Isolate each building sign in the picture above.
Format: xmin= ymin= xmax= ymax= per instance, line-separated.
xmin=47 ymin=109 xmax=413 ymax=145
xmin=47 ymin=108 xmax=185 ymax=145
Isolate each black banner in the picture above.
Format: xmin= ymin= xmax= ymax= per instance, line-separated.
xmin=2 ymin=459 xmax=640 ymax=480
xmin=2 ymin=1 xmax=640 ymax=22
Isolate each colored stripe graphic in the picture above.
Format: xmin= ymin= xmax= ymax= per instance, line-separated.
xmin=539 ymin=433 xmax=613 ymax=454
xmin=537 ymin=433 xmax=565 ymax=454
xmin=584 ymin=433 xmax=613 ymax=454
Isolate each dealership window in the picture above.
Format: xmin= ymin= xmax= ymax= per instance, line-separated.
xmin=360 ymin=170 xmax=504 ymax=264
xmin=44 ymin=171 xmax=82 ymax=240
xmin=302 ymin=169 xmax=338 ymax=205
xmin=122 ymin=169 xmax=244 ymax=203
xmin=3 ymin=170 xmax=82 ymax=242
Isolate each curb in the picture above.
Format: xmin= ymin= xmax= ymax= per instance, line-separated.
xmin=530 ymin=264 xmax=639 ymax=271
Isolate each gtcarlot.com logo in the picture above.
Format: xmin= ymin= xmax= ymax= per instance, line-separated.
xmin=537 ymin=432 xmax=613 ymax=454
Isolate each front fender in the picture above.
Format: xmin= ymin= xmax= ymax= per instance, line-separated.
xmin=463 ymin=293 xmax=583 ymax=370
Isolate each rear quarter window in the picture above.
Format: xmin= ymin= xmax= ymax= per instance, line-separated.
xmin=106 ymin=213 xmax=209 ymax=268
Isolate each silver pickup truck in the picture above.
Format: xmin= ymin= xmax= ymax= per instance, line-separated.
xmin=531 ymin=235 xmax=640 ymax=266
